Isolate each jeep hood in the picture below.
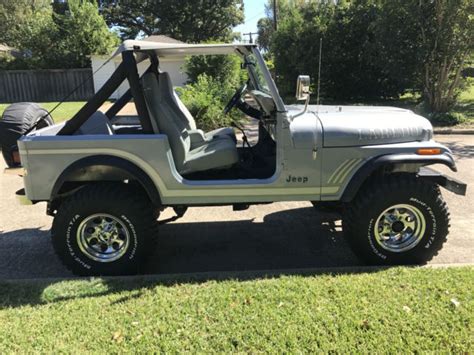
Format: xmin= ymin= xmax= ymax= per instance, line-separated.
xmin=287 ymin=105 xmax=433 ymax=147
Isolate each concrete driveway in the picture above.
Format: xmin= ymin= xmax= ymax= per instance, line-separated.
xmin=0 ymin=135 xmax=472 ymax=279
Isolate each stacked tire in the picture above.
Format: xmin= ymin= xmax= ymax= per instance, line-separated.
xmin=0 ymin=102 xmax=53 ymax=167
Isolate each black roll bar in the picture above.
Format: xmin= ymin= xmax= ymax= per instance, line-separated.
xmin=57 ymin=61 xmax=128 ymax=135
xmin=105 ymin=89 xmax=132 ymax=119
xmin=57 ymin=50 xmax=155 ymax=135
xmin=122 ymin=51 xmax=154 ymax=133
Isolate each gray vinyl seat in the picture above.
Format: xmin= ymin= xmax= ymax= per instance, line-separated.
xmin=141 ymin=72 xmax=238 ymax=175
xmin=158 ymin=72 xmax=236 ymax=143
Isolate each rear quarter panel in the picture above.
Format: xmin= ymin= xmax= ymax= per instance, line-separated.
xmin=18 ymin=134 xmax=174 ymax=202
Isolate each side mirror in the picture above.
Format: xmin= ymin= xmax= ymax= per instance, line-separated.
xmin=296 ymin=75 xmax=311 ymax=101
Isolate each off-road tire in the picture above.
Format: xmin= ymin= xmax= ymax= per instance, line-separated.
xmin=52 ymin=183 xmax=158 ymax=276
xmin=343 ymin=175 xmax=450 ymax=265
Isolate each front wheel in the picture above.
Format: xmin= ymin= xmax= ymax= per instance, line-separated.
xmin=52 ymin=183 xmax=158 ymax=276
xmin=343 ymin=175 xmax=450 ymax=265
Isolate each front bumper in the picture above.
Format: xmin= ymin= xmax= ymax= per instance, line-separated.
xmin=418 ymin=167 xmax=467 ymax=196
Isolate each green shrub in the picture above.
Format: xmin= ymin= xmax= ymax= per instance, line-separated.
xmin=180 ymin=50 xmax=247 ymax=131
xmin=176 ymin=74 xmax=244 ymax=131
xmin=429 ymin=112 xmax=467 ymax=126
xmin=185 ymin=54 xmax=243 ymax=87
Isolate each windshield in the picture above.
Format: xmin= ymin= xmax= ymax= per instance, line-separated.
xmin=245 ymin=54 xmax=271 ymax=95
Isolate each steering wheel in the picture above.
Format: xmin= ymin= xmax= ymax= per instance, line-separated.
xmin=223 ymin=83 xmax=247 ymax=115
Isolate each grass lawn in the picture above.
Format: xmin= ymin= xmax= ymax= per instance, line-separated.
xmin=455 ymin=78 xmax=474 ymax=123
xmin=0 ymin=102 xmax=86 ymax=123
xmin=459 ymin=79 xmax=474 ymax=102
xmin=0 ymin=267 xmax=472 ymax=352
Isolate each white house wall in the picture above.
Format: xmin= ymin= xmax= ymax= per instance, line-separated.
xmin=160 ymin=60 xmax=188 ymax=87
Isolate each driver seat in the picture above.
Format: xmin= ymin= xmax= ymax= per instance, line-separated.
xmin=141 ymin=72 xmax=238 ymax=175
xmin=158 ymin=72 xmax=236 ymax=142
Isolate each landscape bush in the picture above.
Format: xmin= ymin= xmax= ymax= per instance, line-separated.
xmin=177 ymin=53 xmax=246 ymax=130
xmin=429 ymin=112 xmax=467 ymax=126
xmin=176 ymin=74 xmax=243 ymax=131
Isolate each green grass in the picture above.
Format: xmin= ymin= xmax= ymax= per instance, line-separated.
xmin=0 ymin=267 xmax=472 ymax=352
xmin=0 ymin=102 xmax=86 ymax=123
xmin=459 ymin=78 xmax=474 ymax=102
xmin=454 ymin=78 xmax=474 ymax=123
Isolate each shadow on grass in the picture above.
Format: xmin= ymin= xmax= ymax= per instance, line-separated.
xmin=0 ymin=207 xmax=389 ymax=309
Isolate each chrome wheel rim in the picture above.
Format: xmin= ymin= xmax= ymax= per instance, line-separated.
xmin=77 ymin=214 xmax=130 ymax=263
xmin=374 ymin=204 xmax=426 ymax=253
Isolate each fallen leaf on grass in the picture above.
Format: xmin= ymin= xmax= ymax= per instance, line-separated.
xmin=112 ymin=331 xmax=124 ymax=343
xmin=450 ymin=298 xmax=460 ymax=308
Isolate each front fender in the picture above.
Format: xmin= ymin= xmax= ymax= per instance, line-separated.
xmin=341 ymin=152 xmax=457 ymax=202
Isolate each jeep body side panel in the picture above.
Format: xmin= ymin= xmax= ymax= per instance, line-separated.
xmin=18 ymin=112 xmax=327 ymax=205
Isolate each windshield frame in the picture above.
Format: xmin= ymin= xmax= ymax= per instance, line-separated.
xmin=246 ymin=48 xmax=286 ymax=112
xmin=245 ymin=54 xmax=271 ymax=95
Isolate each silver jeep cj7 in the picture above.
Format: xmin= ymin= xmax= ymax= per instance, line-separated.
xmin=3 ymin=41 xmax=467 ymax=276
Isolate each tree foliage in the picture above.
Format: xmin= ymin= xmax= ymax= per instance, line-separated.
xmin=264 ymin=0 xmax=473 ymax=111
xmin=0 ymin=0 xmax=119 ymax=69
xmin=380 ymin=0 xmax=474 ymax=113
xmin=270 ymin=0 xmax=408 ymax=100
xmin=256 ymin=17 xmax=273 ymax=51
xmin=0 ymin=0 xmax=50 ymax=47
xmin=100 ymin=0 xmax=244 ymax=42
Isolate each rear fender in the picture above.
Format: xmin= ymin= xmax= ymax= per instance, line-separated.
xmin=50 ymin=155 xmax=162 ymax=210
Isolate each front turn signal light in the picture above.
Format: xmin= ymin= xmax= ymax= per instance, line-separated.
xmin=416 ymin=148 xmax=442 ymax=155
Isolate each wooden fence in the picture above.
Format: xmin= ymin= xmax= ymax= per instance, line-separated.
xmin=0 ymin=68 xmax=94 ymax=103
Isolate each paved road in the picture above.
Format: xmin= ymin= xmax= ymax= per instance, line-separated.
xmin=0 ymin=135 xmax=472 ymax=279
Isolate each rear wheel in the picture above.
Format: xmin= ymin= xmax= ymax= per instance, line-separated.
xmin=343 ymin=175 xmax=450 ymax=265
xmin=52 ymin=183 xmax=158 ymax=276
